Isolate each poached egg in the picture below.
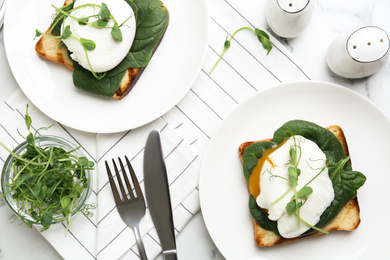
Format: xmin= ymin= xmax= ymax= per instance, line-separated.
xmin=249 ymin=135 xmax=334 ymax=238
xmin=61 ymin=0 xmax=136 ymax=73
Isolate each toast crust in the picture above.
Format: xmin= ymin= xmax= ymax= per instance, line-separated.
xmin=239 ymin=125 xmax=361 ymax=247
xmin=34 ymin=0 xmax=168 ymax=100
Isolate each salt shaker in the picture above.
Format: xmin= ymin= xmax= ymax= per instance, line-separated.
xmin=327 ymin=26 xmax=390 ymax=79
xmin=266 ymin=0 xmax=314 ymax=38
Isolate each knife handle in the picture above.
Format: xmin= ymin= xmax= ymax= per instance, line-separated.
xmin=163 ymin=250 xmax=177 ymax=260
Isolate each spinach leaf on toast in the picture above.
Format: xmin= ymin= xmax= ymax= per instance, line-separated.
xmin=72 ymin=62 xmax=127 ymax=97
xmin=242 ymin=120 xmax=366 ymax=237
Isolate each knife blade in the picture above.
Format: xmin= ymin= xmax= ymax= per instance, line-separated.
xmin=143 ymin=130 xmax=177 ymax=260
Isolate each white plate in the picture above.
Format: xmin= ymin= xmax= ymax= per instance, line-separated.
xmin=4 ymin=0 xmax=208 ymax=133
xmin=199 ymin=81 xmax=390 ymax=259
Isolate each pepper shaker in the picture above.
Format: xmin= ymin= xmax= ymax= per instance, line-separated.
xmin=327 ymin=26 xmax=390 ymax=79
xmin=266 ymin=0 xmax=314 ymax=38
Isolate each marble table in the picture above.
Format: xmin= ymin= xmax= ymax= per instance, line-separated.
xmin=1 ymin=0 xmax=389 ymax=259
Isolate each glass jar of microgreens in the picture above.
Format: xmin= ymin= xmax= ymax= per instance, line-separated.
xmin=1 ymin=135 xmax=95 ymax=233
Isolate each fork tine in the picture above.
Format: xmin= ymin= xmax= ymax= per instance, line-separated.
xmin=105 ymin=160 xmax=121 ymax=203
xmin=118 ymin=157 xmax=136 ymax=199
xmin=125 ymin=156 xmax=143 ymax=198
xmin=112 ymin=158 xmax=128 ymax=200
xmin=106 ymin=157 xmax=147 ymax=260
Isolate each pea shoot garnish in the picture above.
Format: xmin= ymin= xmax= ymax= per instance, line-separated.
xmin=267 ymin=135 xmax=329 ymax=234
xmin=0 ymin=105 xmax=96 ymax=234
xmin=35 ymin=2 xmax=133 ymax=80
xmin=209 ymin=26 xmax=273 ymax=74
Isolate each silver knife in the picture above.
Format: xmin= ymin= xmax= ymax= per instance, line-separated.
xmin=143 ymin=130 xmax=177 ymax=260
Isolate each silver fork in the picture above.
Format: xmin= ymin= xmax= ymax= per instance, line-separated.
xmin=105 ymin=156 xmax=148 ymax=260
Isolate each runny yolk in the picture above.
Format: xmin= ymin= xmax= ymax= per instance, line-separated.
xmin=249 ymin=139 xmax=288 ymax=198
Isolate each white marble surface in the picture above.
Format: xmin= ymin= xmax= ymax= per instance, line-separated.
xmin=276 ymin=0 xmax=390 ymax=115
xmin=1 ymin=0 xmax=390 ymax=259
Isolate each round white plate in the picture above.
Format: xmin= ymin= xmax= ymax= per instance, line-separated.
xmin=199 ymin=81 xmax=390 ymax=259
xmin=4 ymin=0 xmax=208 ymax=133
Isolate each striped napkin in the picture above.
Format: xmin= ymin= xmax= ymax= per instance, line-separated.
xmin=0 ymin=89 xmax=203 ymax=260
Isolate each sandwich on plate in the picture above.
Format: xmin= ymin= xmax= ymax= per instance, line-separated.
xmin=35 ymin=0 xmax=169 ymax=99
xmin=239 ymin=120 xmax=366 ymax=247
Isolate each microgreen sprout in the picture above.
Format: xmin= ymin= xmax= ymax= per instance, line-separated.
xmin=0 ymin=105 xmax=96 ymax=234
xmin=209 ymin=26 xmax=273 ymax=74
xmin=35 ymin=2 xmax=133 ymax=80
xmin=267 ymin=135 xmax=330 ymax=234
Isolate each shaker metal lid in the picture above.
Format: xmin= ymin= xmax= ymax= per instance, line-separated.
xmin=347 ymin=26 xmax=390 ymax=63
xmin=277 ymin=0 xmax=311 ymax=13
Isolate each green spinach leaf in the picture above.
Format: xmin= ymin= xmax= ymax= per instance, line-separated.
xmin=125 ymin=0 xmax=139 ymax=20
xmin=73 ymin=62 xmax=126 ymax=97
xmin=315 ymin=157 xmax=366 ymax=229
xmin=273 ymin=120 xmax=348 ymax=170
xmin=73 ymin=0 xmax=169 ymax=97
xmin=242 ymin=120 xmax=366 ymax=237
xmin=51 ymin=2 xmax=75 ymax=36
xmin=107 ymin=0 xmax=169 ymax=76
xmin=249 ymin=195 xmax=280 ymax=236
xmin=242 ymin=141 xmax=275 ymax=182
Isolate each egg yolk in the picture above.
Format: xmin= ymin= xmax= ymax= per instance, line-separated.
xmin=249 ymin=139 xmax=288 ymax=198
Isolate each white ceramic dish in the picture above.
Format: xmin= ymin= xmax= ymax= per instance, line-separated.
xmin=4 ymin=0 xmax=208 ymax=133
xmin=199 ymin=81 xmax=390 ymax=259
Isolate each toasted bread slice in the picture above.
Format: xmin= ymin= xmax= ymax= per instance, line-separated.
xmin=239 ymin=125 xmax=361 ymax=247
xmin=35 ymin=0 xmax=167 ymax=100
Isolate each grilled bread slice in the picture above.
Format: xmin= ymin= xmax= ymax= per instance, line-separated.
xmin=35 ymin=0 xmax=167 ymax=100
xmin=238 ymin=125 xmax=361 ymax=247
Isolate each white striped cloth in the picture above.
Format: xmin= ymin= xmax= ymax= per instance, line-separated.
xmin=0 ymin=0 xmax=312 ymax=259
xmin=0 ymin=92 xmax=203 ymax=260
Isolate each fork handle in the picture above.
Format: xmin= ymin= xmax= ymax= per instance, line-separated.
xmin=134 ymin=225 xmax=148 ymax=260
